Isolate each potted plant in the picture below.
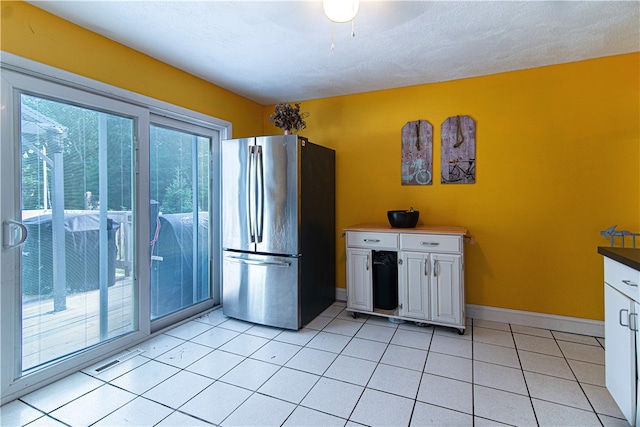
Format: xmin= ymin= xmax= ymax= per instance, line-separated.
xmin=269 ymin=102 xmax=309 ymax=134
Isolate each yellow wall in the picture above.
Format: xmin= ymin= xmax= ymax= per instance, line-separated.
xmin=265 ymin=53 xmax=640 ymax=321
xmin=4 ymin=2 xmax=638 ymax=321
xmin=1 ymin=1 xmax=264 ymax=137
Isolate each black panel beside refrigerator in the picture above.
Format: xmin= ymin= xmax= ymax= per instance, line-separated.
xmin=299 ymin=138 xmax=336 ymax=327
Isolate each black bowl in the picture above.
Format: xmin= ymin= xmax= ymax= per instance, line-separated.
xmin=387 ymin=210 xmax=419 ymax=228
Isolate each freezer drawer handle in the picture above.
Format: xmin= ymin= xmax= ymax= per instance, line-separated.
xmin=227 ymin=256 xmax=291 ymax=268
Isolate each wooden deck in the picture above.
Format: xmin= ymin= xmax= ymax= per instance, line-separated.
xmin=22 ymin=275 xmax=134 ymax=371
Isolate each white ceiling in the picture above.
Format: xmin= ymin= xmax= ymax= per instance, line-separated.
xmin=28 ymin=1 xmax=639 ymax=105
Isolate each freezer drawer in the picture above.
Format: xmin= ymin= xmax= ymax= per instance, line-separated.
xmin=222 ymin=252 xmax=300 ymax=330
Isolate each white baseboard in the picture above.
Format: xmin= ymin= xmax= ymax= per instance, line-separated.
xmin=466 ymin=304 xmax=604 ymax=338
xmin=335 ymin=287 xmax=603 ymax=337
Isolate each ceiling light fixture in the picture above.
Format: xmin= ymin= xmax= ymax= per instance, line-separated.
xmin=322 ymin=0 xmax=359 ymax=50
xmin=323 ymin=0 xmax=359 ymax=23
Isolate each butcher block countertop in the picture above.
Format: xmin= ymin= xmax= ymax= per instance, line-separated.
xmin=344 ymin=223 xmax=469 ymax=236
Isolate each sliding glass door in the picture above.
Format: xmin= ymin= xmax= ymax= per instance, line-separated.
xmin=19 ymin=94 xmax=137 ymax=371
xmin=149 ymin=120 xmax=216 ymax=320
xmin=1 ymin=59 xmax=224 ymax=404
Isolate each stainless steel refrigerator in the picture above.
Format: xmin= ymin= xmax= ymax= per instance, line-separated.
xmin=221 ymin=135 xmax=335 ymax=330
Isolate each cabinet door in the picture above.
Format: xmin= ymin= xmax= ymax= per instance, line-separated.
xmin=605 ymin=283 xmax=636 ymax=426
xmin=399 ymin=251 xmax=429 ymax=320
xmin=431 ymin=254 xmax=462 ymax=326
xmin=636 ymin=300 xmax=640 ymax=427
xmin=346 ymin=248 xmax=373 ymax=312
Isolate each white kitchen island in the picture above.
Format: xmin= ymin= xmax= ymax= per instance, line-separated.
xmin=345 ymin=224 xmax=469 ymax=334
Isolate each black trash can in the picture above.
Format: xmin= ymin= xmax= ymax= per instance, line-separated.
xmin=373 ymin=250 xmax=398 ymax=310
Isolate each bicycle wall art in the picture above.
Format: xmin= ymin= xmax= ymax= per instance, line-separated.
xmin=441 ymin=115 xmax=476 ymax=184
xmin=401 ymin=120 xmax=433 ymax=185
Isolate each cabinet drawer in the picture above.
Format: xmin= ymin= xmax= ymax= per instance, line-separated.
xmin=605 ymin=258 xmax=640 ymax=302
xmin=401 ymin=234 xmax=461 ymax=253
xmin=347 ymin=231 xmax=398 ymax=250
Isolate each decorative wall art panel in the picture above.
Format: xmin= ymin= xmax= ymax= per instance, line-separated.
xmin=401 ymin=120 xmax=433 ymax=185
xmin=441 ymin=115 xmax=476 ymax=184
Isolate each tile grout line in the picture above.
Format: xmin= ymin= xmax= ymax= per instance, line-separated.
xmin=509 ymin=322 xmax=541 ymax=427
xmin=219 ymin=308 xmax=360 ymax=426
xmin=470 ymin=318 xmax=476 ymax=427
xmin=218 ymin=320 xmax=331 ymax=427
xmin=551 ymin=330 xmax=606 ymax=426
xmin=334 ymin=313 xmax=395 ymax=423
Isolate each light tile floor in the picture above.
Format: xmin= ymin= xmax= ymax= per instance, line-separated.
xmin=1 ymin=302 xmax=631 ymax=427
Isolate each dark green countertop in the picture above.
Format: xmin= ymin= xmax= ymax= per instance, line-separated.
xmin=598 ymin=246 xmax=640 ymax=271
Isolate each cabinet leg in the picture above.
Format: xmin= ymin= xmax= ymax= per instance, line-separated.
xmin=457 ymin=328 xmax=465 ymax=335
xmin=351 ymin=312 xmax=359 ymax=319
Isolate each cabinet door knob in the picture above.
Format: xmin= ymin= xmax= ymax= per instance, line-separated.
xmin=424 ymin=258 xmax=429 ymax=276
xmin=619 ymin=308 xmax=630 ymax=328
xmin=366 ymin=255 xmax=370 ymax=271
xmin=630 ymin=313 xmax=638 ymax=332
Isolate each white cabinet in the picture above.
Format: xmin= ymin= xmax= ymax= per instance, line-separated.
xmin=399 ymin=251 xmax=430 ymax=320
xmin=346 ymin=230 xmax=397 ymax=313
xmin=431 ymin=253 xmax=462 ymax=325
xmin=345 ymin=225 xmax=467 ymax=333
xmin=605 ymin=284 xmax=636 ymax=425
xmin=399 ymin=252 xmax=462 ymax=326
xmin=346 ymin=248 xmax=373 ymax=312
xmin=603 ymin=255 xmax=640 ymax=426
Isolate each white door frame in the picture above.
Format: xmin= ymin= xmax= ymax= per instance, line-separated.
xmin=0 ymin=53 xmax=230 ymax=404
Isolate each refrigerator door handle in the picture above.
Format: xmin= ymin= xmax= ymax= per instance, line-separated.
xmin=247 ymin=145 xmax=256 ymax=243
xmin=227 ymin=256 xmax=291 ymax=268
xmin=256 ymin=145 xmax=264 ymax=243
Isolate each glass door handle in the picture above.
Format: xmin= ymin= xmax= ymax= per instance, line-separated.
xmin=3 ymin=220 xmax=28 ymax=249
